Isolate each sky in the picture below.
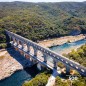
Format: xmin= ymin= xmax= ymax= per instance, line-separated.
xmin=0 ymin=0 xmax=86 ymax=2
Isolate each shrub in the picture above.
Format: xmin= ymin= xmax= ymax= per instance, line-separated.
xmin=22 ymin=71 xmax=51 ymax=86
xmin=0 ymin=43 xmax=7 ymax=49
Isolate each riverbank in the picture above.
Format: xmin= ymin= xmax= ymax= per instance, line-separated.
xmin=38 ymin=34 xmax=86 ymax=48
xmin=0 ymin=49 xmax=23 ymax=80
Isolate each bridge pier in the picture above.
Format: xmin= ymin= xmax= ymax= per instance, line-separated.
xmin=37 ymin=63 xmax=42 ymax=70
xmin=10 ymin=37 xmax=15 ymax=44
xmin=24 ymin=53 xmax=26 ymax=57
xmin=34 ymin=48 xmax=37 ymax=57
xmin=53 ymin=59 xmax=57 ymax=70
xmin=43 ymin=53 xmax=47 ymax=63
xmin=17 ymin=40 xmax=20 ymax=45
xmin=12 ymin=38 xmax=16 ymax=45
xmin=66 ymin=65 xmax=70 ymax=74
xmin=27 ymin=46 xmax=30 ymax=53
xmin=10 ymin=37 xmax=14 ymax=44
xmin=21 ymin=43 xmax=25 ymax=50
xmin=37 ymin=63 xmax=45 ymax=71
xmin=15 ymin=39 xmax=19 ymax=46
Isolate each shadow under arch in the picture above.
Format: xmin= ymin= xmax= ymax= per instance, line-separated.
xmin=6 ymin=47 xmax=40 ymax=77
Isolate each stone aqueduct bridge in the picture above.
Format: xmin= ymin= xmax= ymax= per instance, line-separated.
xmin=6 ymin=30 xmax=86 ymax=76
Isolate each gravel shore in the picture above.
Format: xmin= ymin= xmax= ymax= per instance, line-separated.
xmin=0 ymin=50 xmax=23 ymax=80
xmin=38 ymin=34 xmax=85 ymax=48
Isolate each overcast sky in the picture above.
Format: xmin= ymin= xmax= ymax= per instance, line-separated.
xmin=0 ymin=0 xmax=86 ymax=2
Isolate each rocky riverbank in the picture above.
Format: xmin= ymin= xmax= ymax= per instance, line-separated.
xmin=38 ymin=34 xmax=86 ymax=48
xmin=0 ymin=49 xmax=23 ymax=80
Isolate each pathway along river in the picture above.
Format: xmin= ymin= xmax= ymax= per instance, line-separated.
xmin=0 ymin=39 xmax=86 ymax=86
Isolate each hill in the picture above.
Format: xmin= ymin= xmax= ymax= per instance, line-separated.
xmin=0 ymin=1 xmax=86 ymax=43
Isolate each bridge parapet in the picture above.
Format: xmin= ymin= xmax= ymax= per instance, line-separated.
xmin=5 ymin=30 xmax=86 ymax=76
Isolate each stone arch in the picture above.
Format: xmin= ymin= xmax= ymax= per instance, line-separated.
xmin=47 ymin=55 xmax=54 ymax=63
xmin=64 ymin=64 xmax=76 ymax=75
xmin=37 ymin=63 xmax=45 ymax=71
xmin=14 ymin=38 xmax=17 ymax=43
xmin=19 ymin=49 xmax=22 ymax=54
xmin=27 ymin=45 xmax=30 ymax=52
xmin=31 ymin=57 xmax=37 ymax=63
xmin=37 ymin=63 xmax=42 ymax=71
xmin=10 ymin=36 xmax=13 ymax=41
xmin=25 ymin=54 xmax=30 ymax=59
xmin=37 ymin=50 xmax=44 ymax=61
xmin=43 ymin=54 xmax=54 ymax=68
xmin=29 ymin=57 xmax=33 ymax=61
xmin=13 ymin=38 xmax=19 ymax=50
xmin=13 ymin=38 xmax=18 ymax=46
xmin=29 ymin=46 xmax=34 ymax=55
xmin=20 ymin=50 xmax=24 ymax=55
xmin=18 ymin=40 xmax=23 ymax=49
xmin=13 ymin=38 xmax=16 ymax=43
xmin=21 ymin=42 xmax=28 ymax=52
xmin=9 ymin=36 xmax=14 ymax=44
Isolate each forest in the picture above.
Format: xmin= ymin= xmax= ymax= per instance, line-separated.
xmin=64 ymin=44 xmax=86 ymax=67
xmin=0 ymin=1 xmax=86 ymax=44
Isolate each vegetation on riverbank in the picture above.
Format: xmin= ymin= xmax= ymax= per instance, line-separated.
xmin=0 ymin=43 xmax=7 ymax=49
xmin=63 ymin=44 xmax=86 ymax=67
xmin=57 ymin=76 xmax=86 ymax=86
xmin=22 ymin=71 xmax=51 ymax=86
xmin=0 ymin=29 xmax=7 ymax=49
xmin=22 ymin=70 xmax=86 ymax=86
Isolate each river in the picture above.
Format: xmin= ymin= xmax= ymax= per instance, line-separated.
xmin=50 ymin=39 xmax=86 ymax=54
xmin=0 ymin=39 xmax=86 ymax=86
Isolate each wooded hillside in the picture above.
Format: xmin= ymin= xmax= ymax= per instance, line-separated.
xmin=0 ymin=2 xmax=86 ymax=43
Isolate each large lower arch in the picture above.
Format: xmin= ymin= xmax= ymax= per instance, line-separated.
xmin=22 ymin=43 xmax=28 ymax=52
xmin=29 ymin=46 xmax=34 ymax=55
xmin=36 ymin=50 xmax=44 ymax=61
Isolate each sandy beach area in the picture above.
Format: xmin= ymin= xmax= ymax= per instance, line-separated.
xmin=38 ymin=34 xmax=85 ymax=48
xmin=0 ymin=49 xmax=23 ymax=80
